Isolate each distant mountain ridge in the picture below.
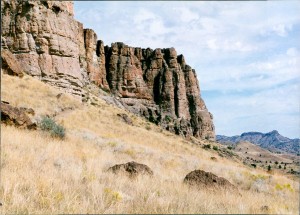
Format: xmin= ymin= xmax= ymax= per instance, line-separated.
xmin=217 ymin=130 xmax=299 ymax=155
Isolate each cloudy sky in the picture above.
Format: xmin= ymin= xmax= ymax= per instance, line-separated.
xmin=74 ymin=1 xmax=300 ymax=138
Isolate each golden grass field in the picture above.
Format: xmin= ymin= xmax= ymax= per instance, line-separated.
xmin=1 ymin=73 xmax=299 ymax=214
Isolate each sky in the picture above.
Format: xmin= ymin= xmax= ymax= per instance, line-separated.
xmin=74 ymin=1 xmax=300 ymax=139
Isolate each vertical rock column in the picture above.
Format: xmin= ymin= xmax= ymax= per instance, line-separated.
xmin=105 ymin=42 xmax=151 ymax=99
xmin=83 ymin=29 xmax=109 ymax=90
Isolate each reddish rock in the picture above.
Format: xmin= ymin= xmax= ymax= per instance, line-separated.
xmin=83 ymin=29 xmax=109 ymax=91
xmin=1 ymin=49 xmax=24 ymax=77
xmin=1 ymin=102 xmax=37 ymax=129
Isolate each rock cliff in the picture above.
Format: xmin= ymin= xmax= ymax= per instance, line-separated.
xmin=1 ymin=0 xmax=215 ymax=140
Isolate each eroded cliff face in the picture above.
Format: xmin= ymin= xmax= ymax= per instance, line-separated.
xmin=1 ymin=0 xmax=215 ymax=140
xmin=104 ymin=43 xmax=215 ymax=139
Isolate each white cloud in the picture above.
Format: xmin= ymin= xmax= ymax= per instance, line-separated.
xmin=272 ymin=24 xmax=291 ymax=37
xmin=207 ymin=39 xmax=257 ymax=52
xmin=173 ymin=7 xmax=199 ymax=23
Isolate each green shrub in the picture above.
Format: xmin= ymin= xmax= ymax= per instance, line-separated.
xmin=40 ymin=116 xmax=56 ymax=131
xmin=251 ymin=164 xmax=257 ymax=168
xmin=40 ymin=116 xmax=65 ymax=139
xmin=227 ymin=146 xmax=233 ymax=150
xmin=213 ymin=146 xmax=218 ymax=151
xmin=267 ymin=165 xmax=271 ymax=171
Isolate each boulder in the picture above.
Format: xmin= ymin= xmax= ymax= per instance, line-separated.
xmin=1 ymin=102 xmax=37 ymax=129
xmin=184 ymin=170 xmax=239 ymax=192
xmin=108 ymin=161 xmax=153 ymax=177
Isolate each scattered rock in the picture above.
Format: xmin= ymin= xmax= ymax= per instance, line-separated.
xmin=117 ymin=113 xmax=133 ymax=125
xmin=1 ymin=102 xmax=37 ymax=129
xmin=56 ymin=93 xmax=63 ymax=99
xmin=184 ymin=170 xmax=239 ymax=193
xmin=19 ymin=107 xmax=35 ymax=116
xmin=108 ymin=161 xmax=153 ymax=177
xmin=260 ymin=205 xmax=269 ymax=212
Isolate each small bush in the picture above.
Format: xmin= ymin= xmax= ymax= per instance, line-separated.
xmin=251 ymin=164 xmax=257 ymax=168
xmin=164 ymin=115 xmax=172 ymax=123
xmin=40 ymin=116 xmax=56 ymax=131
xmin=40 ymin=116 xmax=65 ymax=139
xmin=213 ymin=146 xmax=218 ymax=151
xmin=227 ymin=146 xmax=233 ymax=150
xmin=275 ymin=161 xmax=278 ymax=165
xmin=267 ymin=165 xmax=271 ymax=171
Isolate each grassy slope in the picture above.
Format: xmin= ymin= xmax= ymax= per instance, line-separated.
xmin=1 ymin=73 xmax=299 ymax=214
xmin=234 ymin=141 xmax=299 ymax=173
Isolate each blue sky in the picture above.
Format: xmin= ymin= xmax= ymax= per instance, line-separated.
xmin=74 ymin=1 xmax=300 ymax=138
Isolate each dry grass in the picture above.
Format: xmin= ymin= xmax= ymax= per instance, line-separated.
xmin=1 ymin=73 xmax=299 ymax=214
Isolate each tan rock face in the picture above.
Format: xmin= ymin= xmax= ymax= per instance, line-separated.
xmin=1 ymin=0 xmax=215 ymax=140
xmin=1 ymin=0 xmax=83 ymax=96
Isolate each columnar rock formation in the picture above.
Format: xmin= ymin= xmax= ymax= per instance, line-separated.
xmin=1 ymin=0 xmax=215 ymax=140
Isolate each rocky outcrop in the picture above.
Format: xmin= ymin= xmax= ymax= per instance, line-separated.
xmin=1 ymin=0 xmax=83 ymax=96
xmin=82 ymin=29 xmax=109 ymax=90
xmin=108 ymin=161 xmax=153 ymax=177
xmin=184 ymin=170 xmax=239 ymax=193
xmin=1 ymin=101 xmax=37 ymax=129
xmin=1 ymin=0 xmax=215 ymax=140
xmin=1 ymin=49 xmax=24 ymax=77
xmin=104 ymin=43 xmax=215 ymax=140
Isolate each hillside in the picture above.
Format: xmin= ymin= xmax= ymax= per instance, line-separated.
xmin=1 ymin=73 xmax=299 ymax=214
xmin=1 ymin=0 xmax=299 ymax=214
xmin=1 ymin=0 xmax=214 ymax=141
xmin=231 ymin=141 xmax=299 ymax=175
xmin=217 ymin=131 xmax=300 ymax=155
